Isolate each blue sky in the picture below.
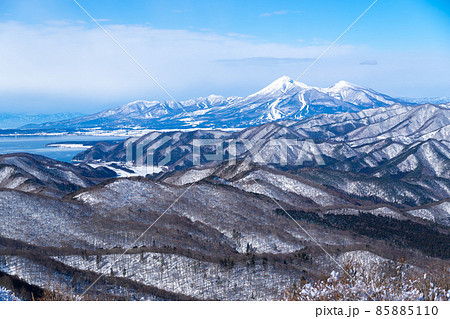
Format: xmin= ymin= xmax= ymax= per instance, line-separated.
xmin=0 ymin=0 xmax=449 ymax=112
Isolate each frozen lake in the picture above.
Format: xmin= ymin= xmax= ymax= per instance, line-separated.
xmin=0 ymin=135 xmax=125 ymax=162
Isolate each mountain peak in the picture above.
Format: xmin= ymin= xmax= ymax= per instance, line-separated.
xmin=24 ymin=76 xmax=406 ymax=131
xmin=269 ymin=76 xmax=296 ymax=89
xmin=329 ymin=80 xmax=361 ymax=90
xmin=251 ymin=76 xmax=311 ymax=98
xmin=277 ymin=75 xmax=295 ymax=84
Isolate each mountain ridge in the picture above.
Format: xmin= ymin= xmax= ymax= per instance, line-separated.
xmin=22 ymin=76 xmax=416 ymax=131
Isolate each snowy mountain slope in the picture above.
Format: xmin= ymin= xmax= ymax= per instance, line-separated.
xmin=285 ymin=103 xmax=450 ymax=144
xmin=0 ymin=184 xmax=238 ymax=253
xmin=73 ymin=128 xmax=235 ymax=169
xmin=0 ymin=164 xmax=46 ymax=194
xmin=158 ymin=160 xmax=449 ymax=224
xmin=72 ymin=105 xmax=450 ymax=218
xmin=22 ymin=76 xmax=414 ymax=131
xmin=161 ymin=162 xmax=356 ymax=208
xmin=407 ymin=200 xmax=450 ymax=224
xmin=340 ymin=104 xmax=450 ymax=145
xmin=368 ymin=140 xmax=450 ymax=179
xmin=0 ymin=253 xmax=193 ymax=301
xmin=51 ymin=251 xmax=296 ymax=300
xmin=0 ymin=153 xmax=116 ymax=197
xmin=163 ymin=164 xmax=414 ymax=222
xmin=0 ymin=154 xmax=448 ymax=300
xmin=326 ymin=139 xmax=450 ymax=180
xmin=75 ymin=103 xmax=450 ymax=179
xmin=71 ymin=101 xmax=450 ymax=209
xmin=323 ymin=81 xmax=402 ymax=107
xmin=292 ymin=167 xmax=444 ymax=208
xmin=74 ymin=121 xmax=325 ymax=172
xmin=210 ymin=76 xmax=360 ymax=126
xmin=71 ymin=178 xmax=347 ymax=254
xmin=1 ymin=84 xmax=449 ymax=300
xmin=0 ymin=189 xmax=100 ymax=248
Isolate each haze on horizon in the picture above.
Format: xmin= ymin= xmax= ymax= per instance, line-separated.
xmin=0 ymin=0 xmax=449 ymax=113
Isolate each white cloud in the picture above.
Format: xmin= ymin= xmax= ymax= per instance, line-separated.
xmin=0 ymin=22 xmax=353 ymax=105
xmin=0 ymin=21 xmax=448 ymax=112
xmin=225 ymin=32 xmax=255 ymax=39
xmin=215 ymin=57 xmax=315 ymax=66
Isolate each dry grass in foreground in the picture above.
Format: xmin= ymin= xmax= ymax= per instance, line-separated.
xmin=282 ymin=256 xmax=450 ymax=301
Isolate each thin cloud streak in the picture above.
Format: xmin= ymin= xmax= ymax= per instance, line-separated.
xmin=260 ymin=10 xmax=301 ymax=17
xmin=215 ymin=57 xmax=315 ymax=66
xmin=0 ymin=22 xmax=351 ymax=102
xmin=0 ymin=21 xmax=448 ymax=111
xmin=360 ymin=60 xmax=378 ymax=65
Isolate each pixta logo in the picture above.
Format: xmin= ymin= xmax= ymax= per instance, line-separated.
xmin=125 ymin=137 xmax=325 ymax=170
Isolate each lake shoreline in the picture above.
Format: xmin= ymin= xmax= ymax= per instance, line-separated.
xmin=0 ymin=135 xmax=126 ymax=163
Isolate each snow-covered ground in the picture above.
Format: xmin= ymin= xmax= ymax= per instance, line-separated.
xmin=52 ymin=252 xmax=294 ymax=300
xmin=88 ymin=162 xmax=164 ymax=177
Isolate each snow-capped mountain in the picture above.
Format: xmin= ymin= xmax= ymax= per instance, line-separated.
xmin=2 ymin=95 xmax=449 ymax=301
xmin=399 ymin=96 xmax=450 ymax=105
xmin=75 ymin=101 xmax=450 ymax=221
xmin=324 ymin=80 xmax=402 ymax=107
xmin=23 ymin=76 xmax=412 ymax=131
